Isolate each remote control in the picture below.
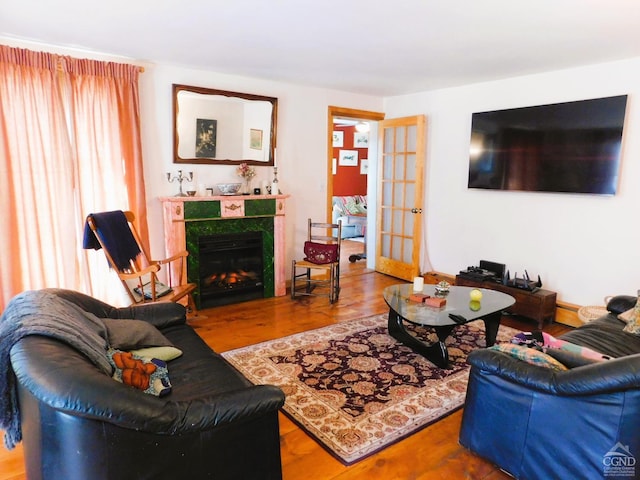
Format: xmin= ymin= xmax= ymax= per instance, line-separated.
xmin=449 ymin=313 xmax=468 ymax=324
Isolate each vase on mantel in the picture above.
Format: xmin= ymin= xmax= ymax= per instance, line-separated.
xmin=243 ymin=178 xmax=251 ymax=195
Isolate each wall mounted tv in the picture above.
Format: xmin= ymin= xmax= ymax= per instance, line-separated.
xmin=468 ymin=95 xmax=628 ymax=195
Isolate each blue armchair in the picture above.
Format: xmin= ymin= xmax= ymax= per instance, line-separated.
xmin=459 ymin=295 xmax=640 ymax=479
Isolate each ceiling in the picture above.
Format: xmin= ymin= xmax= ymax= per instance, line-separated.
xmin=2 ymin=0 xmax=640 ymax=96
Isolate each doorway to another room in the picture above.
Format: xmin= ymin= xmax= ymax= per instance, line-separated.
xmin=329 ymin=108 xmax=427 ymax=281
xmin=328 ymin=106 xmax=385 ymax=277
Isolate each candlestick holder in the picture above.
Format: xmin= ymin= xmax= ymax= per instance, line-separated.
xmin=166 ymin=170 xmax=193 ymax=196
xmin=271 ymin=166 xmax=280 ymax=195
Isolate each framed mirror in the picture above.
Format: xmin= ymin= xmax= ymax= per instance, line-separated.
xmin=173 ymin=84 xmax=277 ymax=165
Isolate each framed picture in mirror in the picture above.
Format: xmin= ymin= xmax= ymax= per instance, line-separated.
xmin=250 ymin=129 xmax=263 ymax=150
xmin=195 ymin=119 xmax=217 ymax=158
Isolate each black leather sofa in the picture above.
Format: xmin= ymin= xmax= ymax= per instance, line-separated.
xmin=6 ymin=289 xmax=285 ymax=480
xmin=459 ymin=295 xmax=640 ymax=480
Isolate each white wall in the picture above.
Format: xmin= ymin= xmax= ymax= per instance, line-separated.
xmin=384 ymin=57 xmax=640 ymax=305
xmin=139 ymin=63 xmax=383 ymax=275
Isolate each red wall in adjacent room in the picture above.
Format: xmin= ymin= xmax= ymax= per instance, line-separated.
xmin=332 ymin=125 xmax=368 ymax=196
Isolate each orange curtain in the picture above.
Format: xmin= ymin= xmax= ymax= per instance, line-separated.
xmin=0 ymin=45 xmax=148 ymax=309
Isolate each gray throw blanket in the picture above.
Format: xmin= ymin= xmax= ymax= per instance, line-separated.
xmin=0 ymin=290 xmax=112 ymax=449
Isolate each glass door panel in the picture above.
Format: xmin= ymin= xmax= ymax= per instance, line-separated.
xmin=375 ymin=116 xmax=426 ymax=281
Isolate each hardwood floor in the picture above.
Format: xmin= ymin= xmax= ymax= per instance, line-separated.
xmin=0 ymin=267 xmax=570 ymax=480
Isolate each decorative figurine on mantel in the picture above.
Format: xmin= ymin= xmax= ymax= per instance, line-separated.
xmin=166 ymin=170 xmax=193 ymax=197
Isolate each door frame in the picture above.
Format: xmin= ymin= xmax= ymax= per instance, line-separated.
xmin=327 ymin=106 xmax=385 ymax=267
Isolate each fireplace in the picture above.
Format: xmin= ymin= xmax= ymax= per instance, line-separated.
xmin=161 ymin=195 xmax=288 ymax=310
xmin=198 ymin=231 xmax=264 ymax=308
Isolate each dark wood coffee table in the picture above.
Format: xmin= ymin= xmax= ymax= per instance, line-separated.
xmin=383 ymin=284 xmax=515 ymax=368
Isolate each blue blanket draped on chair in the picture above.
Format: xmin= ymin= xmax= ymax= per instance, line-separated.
xmin=83 ymin=210 xmax=141 ymax=271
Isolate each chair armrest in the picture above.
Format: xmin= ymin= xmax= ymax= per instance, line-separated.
xmin=117 ymin=264 xmax=159 ymax=281
xmin=468 ymin=349 xmax=640 ymax=395
xmin=154 ymin=250 xmax=189 ymax=266
xmin=152 ymin=251 xmax=189 ymax=287
xmin=165 ymin=385 xmax=286 ymax=431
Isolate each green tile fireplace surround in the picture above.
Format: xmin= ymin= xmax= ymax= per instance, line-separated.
xmin=161 ymin=195 xmax=289 ymax=309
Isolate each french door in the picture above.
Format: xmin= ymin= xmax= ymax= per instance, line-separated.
xmin=375 ymin=115 xmax=426 ymax=281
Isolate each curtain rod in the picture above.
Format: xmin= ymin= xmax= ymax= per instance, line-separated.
xmin=54 ymin=55 xmax=145 ymax=73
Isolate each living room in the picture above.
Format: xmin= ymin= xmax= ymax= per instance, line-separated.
xmin=2 ymin=2 xmax=640 ymax=479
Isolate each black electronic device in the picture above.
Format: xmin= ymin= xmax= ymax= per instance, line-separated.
xmin=459 ymin=265 xmax=497 ymax=281
xmin=503 ymin=270 xmax=543 ymax=292
xmin=479 ymin=260 xmax=506 ymax=280
xmin=468 ymin=95 xmax=628 ymax=195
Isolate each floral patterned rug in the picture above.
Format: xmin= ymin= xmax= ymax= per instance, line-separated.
xmin=222 ymin=313 xmax=518 ymax=465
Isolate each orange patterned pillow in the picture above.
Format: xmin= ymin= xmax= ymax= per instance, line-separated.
xmin=108 ymin=349 xmax=172 ymax=396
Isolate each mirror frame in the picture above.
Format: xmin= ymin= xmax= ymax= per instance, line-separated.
xmin=173 ymin=84 xmax=277 ymax=166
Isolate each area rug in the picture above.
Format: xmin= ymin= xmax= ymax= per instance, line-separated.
xmin=222 ymin=314 xmax=518 ymax=465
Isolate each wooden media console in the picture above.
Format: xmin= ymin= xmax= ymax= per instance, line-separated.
xmin=455 ymin=275 xmax=557 ymax=329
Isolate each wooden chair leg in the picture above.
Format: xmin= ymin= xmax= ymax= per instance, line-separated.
xmin=305 ymin=269 xmax=312 ymax=294
xmin=187 ymin=293 xmax=197 ymax=314
xmin=329 ymin=267 xmax=336 ymax=304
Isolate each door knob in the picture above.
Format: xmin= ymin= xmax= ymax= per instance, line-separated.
xmin=411 ymin=208 xmax=422 ymax=214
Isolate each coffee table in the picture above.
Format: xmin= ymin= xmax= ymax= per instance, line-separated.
xmin=383 ymin=284 xmax=515 ymax=368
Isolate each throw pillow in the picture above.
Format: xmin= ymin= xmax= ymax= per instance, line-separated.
xmin=129 ymin=346 xmax=183 ymax=361
xmin=622 ymin=296 xmax=640 ymax=335
xmin=108 ymin=349 xmax=171 ymax=396
xmin=544 ymin=348 xmax=607 ymax=368
xmin=539 ymin=332 xmax=610 ymax=361
xmin=342 ymin=196 xmax=367 ymax=215
xmin=606 ymin=295 xmax=638 ymax=314
xmin=490 ymin=343 xmax=568 ymax=371
xmin=510 ymin=331 xmax=544 ymax=347
xmin=618 ymin=308 xmax=634 ymax=323
xmin=343 ymin=196 xmax=360 ymax=215
xmin=303 ymin=241 xmax=339 ymax=264
xmin=105 ymin=319 xmax=174 ymax=350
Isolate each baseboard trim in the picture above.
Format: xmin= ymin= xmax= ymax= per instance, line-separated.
xmin=555 ymin=301 xmax=583 ymax=328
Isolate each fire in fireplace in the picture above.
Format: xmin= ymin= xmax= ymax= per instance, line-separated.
xmin=198 ymin=231 xmax=264 ymax=308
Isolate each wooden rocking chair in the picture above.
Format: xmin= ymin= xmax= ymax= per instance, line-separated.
xmin=84 ymin=210 xmax=196 ymax=311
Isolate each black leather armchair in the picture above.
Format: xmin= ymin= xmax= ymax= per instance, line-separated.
xmin=459 ymin=296 xmax=640 ymax=479
xmin=9 ymin=289 xmax=285 ymax=480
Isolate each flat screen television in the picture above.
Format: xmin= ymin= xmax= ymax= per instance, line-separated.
xmin=468 ymin=95 xmax=628 ymax=195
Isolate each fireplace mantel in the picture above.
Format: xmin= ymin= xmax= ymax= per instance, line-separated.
xmin=161 ymin=194 xmax=288 ymax=307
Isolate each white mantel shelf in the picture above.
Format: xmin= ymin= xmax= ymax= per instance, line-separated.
xmin=160 ymin=195 xmax=289 ymax=303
